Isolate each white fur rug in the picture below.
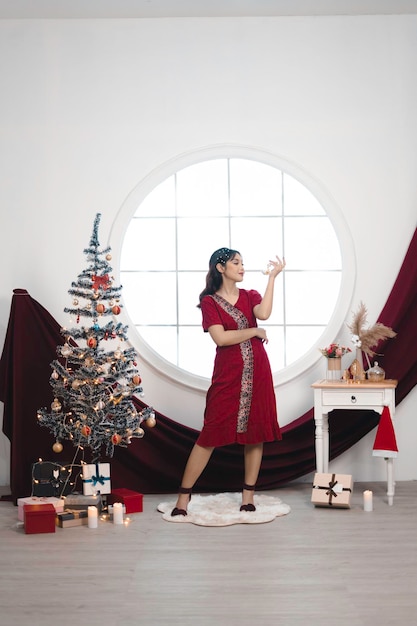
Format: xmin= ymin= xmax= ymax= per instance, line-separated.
xmin=157 ymin=492 xmax=291 ymax=526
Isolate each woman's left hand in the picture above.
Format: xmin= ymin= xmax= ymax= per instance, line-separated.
xmin=267 ymin=256 xmax=286 ymax=277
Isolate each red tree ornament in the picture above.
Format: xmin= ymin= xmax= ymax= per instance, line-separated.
xmin=81 ymin=425 xmax=91 ymax=437
xmin=92 ymin=274 xmax=110 ymax=291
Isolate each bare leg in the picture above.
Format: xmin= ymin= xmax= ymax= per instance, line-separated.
xmin=173 ymin=443 xmax=215 ymax=512
xmin=242 ymin=443 xmax=263 ymax=507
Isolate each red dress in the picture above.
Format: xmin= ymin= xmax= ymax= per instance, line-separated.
xmin=196 ymin=289 xmax=282 ymax=447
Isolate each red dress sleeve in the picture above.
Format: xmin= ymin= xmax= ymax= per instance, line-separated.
xmin=247 ymin=289 xmax=262 ymax=308
xmin=200 ymin=296 xmax=223 ymax=332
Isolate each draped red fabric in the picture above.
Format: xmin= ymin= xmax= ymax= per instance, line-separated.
xmin=1 ymin=228 xmax=416 ymax=500
xmin=0 ymin=289 xmax=71 ymax=502
xmin=374 ymin=228 xmax=417 ymax=404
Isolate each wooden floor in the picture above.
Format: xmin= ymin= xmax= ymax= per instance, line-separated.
xmin=0 ymin=481 xmax=416 ymax=626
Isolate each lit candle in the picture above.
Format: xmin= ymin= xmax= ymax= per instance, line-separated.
xmin=363 ymin=490 xmax=373 ymax=512
xmin=88 ymin=505 xmax=98 ymax=528
xmin=113 ymin=502 xmax=124 ymax=525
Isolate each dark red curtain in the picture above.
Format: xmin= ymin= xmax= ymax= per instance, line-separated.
xmin=1 ymin=228 xmax=416 ymax=500
xmin=374 ymin=228 xmax=417 ymax=405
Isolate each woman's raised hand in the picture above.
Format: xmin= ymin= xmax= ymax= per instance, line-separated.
xmin=264 ymin=256 xmax=286 ymax=277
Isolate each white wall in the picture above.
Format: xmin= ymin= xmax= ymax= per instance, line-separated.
xmin=0 ymin=15 xmax=416 ymax=487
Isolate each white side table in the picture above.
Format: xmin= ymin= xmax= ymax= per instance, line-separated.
xmin=311 ymin=380 xmax=398 ymax=505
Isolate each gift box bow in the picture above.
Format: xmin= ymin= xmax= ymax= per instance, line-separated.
xmin=82 ymin=464 xmax=110 ymax=488
xmin=33 ymin=462 xmax=71 ymax=487
xmin=37 ymin=469 xmax=60 ymax=488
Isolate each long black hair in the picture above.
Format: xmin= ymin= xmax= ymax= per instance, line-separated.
xmin=197 ymin=247 xmax=240 ymax=307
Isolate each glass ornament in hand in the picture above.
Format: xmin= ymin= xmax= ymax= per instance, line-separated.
xmin=262 ymin=263 xmax=274 ymax=275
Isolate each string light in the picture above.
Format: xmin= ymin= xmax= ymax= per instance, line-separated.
xmin=31 ymin=457 xmax=83 ymax=498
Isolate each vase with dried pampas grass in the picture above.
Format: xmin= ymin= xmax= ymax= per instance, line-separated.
xmin=347 ymin=301 xmax=397 ymax=379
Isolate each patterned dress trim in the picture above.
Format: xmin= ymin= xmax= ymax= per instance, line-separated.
xmin=210 ymin=294 xmax=254 ymax=433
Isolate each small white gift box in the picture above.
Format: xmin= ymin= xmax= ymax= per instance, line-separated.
xmin=82 ymin=463 xmax=111 ymax=495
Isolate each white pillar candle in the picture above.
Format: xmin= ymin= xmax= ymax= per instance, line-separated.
xmin=88 ymin=505 xmax=98 ymax=528
xmin=363 ymin=490 xmax=373 ymax=512
xmin=113 ymin=502 xmax=124 ymax=525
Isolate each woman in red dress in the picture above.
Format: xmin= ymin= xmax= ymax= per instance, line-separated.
xmin=171 ymin=247 xmax=285 ymax=516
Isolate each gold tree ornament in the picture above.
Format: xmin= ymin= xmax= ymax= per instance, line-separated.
xmin=347 ymin=301 xmax=397 ymax=357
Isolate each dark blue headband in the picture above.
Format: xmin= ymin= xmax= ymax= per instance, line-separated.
xmin=210 ymin=247 xmax=236 ymax=267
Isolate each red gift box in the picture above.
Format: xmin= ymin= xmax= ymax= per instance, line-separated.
xmin=24 ymin=503 xmax=56 ymax=534
xmin=107 ymin=489 xmax=143 ymax=514
xmin=18 ymin=496 xmax=64 ymax=521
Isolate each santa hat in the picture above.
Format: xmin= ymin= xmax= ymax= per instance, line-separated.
xmin=372 ymin=405 xmax=398 ymax=458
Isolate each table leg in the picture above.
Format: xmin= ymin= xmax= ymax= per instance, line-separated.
xmin=322 ymin=413 xmax=329 ymax=473
xmin=386 ymin=458 xmax=395 ymax=506
xmin=314 ymin=413 xmax=329 ymax=473
xmin=314 ymin=414 xmax=323 ymax=472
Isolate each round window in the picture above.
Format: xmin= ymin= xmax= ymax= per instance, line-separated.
xmin=111 ymin=146 xmax=354 ymax=388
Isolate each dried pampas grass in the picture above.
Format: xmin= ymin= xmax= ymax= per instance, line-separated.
xmin=347 ymin=301 xmax=397 ymax=357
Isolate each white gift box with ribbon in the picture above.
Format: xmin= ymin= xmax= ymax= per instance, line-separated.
xmin=82 ymin=463 xmax=111 ymax=495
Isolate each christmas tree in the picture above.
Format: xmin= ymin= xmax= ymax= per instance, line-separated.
xmin=37 ymin=213 xmax=155 ymax=462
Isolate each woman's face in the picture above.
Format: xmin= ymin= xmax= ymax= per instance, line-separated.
xmin=222 ymin=253 xmax=245 ymax=282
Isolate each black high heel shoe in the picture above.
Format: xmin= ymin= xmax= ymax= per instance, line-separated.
xmin=240 ymin=483 xmax=256 ymax=512
xmin=171 ymin=486 xmax=192 ymax=517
